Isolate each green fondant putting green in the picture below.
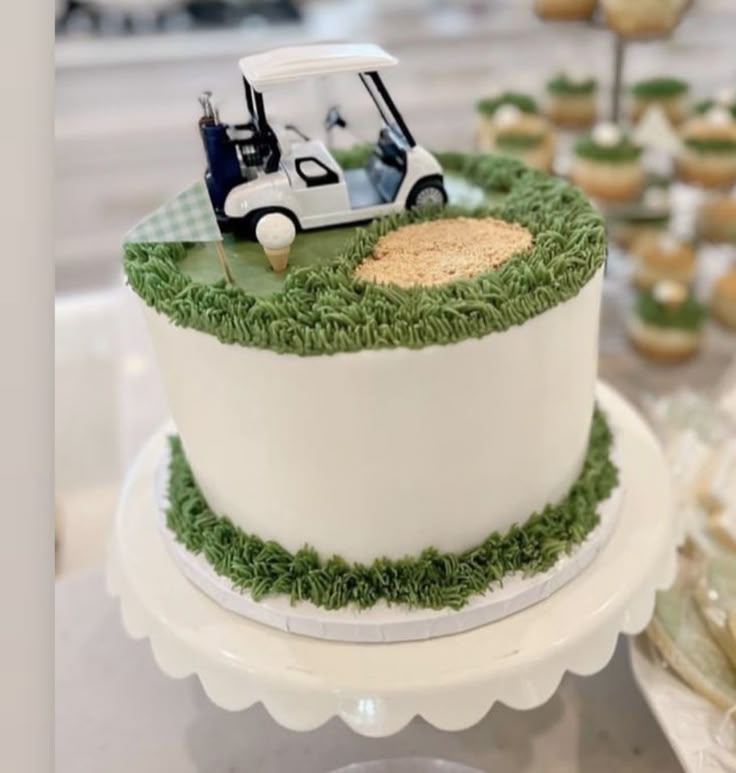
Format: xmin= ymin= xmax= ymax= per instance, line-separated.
xmin=124 ymin=152 xmax=606 ymax=356
xmin=165 ymin=409 xmax=618 ymax=611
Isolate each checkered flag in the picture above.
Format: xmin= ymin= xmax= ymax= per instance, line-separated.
xmin=125 ymin=180 xmax=233 ymax=283
xmin=125 ymin=180 xmax=222 ymax=244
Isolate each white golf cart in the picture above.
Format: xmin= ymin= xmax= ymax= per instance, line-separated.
xmin=197 ymin=43 xmax=447 ymax=237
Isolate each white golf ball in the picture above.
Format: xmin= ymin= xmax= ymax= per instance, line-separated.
xmin=256 ymin=213 xmax=296 ymax=251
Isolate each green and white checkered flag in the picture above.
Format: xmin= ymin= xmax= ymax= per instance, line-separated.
xmin=125 ymin=180 xmax=222 ymax=244
xmin=125 ymin=180 xmax=234 ymax=283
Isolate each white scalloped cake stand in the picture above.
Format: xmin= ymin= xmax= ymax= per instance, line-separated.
xmin=107 ymin=380 xmax=677 ymax=737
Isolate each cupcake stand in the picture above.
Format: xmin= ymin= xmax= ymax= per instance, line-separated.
xmin=107 ymin=380 xmax=678 ymax=756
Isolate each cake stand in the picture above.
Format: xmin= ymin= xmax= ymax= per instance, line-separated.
xmin=107 ymin=380 xmax=678 ymax=737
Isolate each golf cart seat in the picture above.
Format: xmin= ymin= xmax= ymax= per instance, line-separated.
xmin=344 ymin=149 xmax=405 ymax=209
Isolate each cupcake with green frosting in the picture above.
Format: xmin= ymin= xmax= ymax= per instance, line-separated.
xmin=693 ymin=88 xmax=736 ymax=120
xmin=608 ymin=183 xmax=671 ymax=248
xmin=571 ymin=123 xmax=644 ymax=201
xmin=475 ymin=93 xmax=556 ymax=172
xmin=630 ymin=77 xmax=689 ymax=125
xmin=544 ymin=71 xmax=598 ymax=128
xmin=628 ymin=280 xmax=706 ymax=362
xmin=677 ymin=106 xmax=736 ymax=188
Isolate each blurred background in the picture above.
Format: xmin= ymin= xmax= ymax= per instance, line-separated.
xmin=55 ymin=0 xmax=736 ymax=574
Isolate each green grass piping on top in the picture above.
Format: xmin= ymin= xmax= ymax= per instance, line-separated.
xmin=694 ymin=99 xmax=736 ymax=119
xmin=494 ymin=132 xmax=545 ymax=151
xmin=684 ymin=137 xmax=736 ymax=154
xmin=165 ymin=408 xmax=618 ymax=611
xmin=631 ymin=77 xmax=688 ymax=99
xmin=546 ymin=74 xmax=597 ymax=96
xmin=476 ymin=92 xmax=538 ymax=116
xmin=574 ymin=133 xmax=642 ymax=163
xmin=635 ymin=289 xmax=706 ymax=331
xmin=124 ymin=152 xmax=606 ymax=357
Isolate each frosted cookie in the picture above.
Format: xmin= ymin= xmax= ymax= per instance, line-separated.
xmin=677 ymin=107 xmax=736 ymax=189
xmin=630 ymin=77 xmax=689 ymax=126
xmin=572 ymin=123 xmax=643 ymax=202
xmin=629 ymin=232 xmax=696 ymax=289
xmin=628 ymin=280 xmax=705 ymax=362
xmin=544 ymin=71 xmax=598 ymax=128
xmin=711 ymin=269 xmax=736 ymax=330
xmin=648 ymin=560 xmax=736 ymax=712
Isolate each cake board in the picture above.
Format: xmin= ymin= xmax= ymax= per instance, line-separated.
xmin=107 ymin=380 xmax=678 ymax=737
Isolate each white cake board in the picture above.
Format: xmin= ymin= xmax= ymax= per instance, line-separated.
xmin=153 ymin=420 xmax=624 ymax=643
xmin=107 ymin=381 xmax=677 ymax=736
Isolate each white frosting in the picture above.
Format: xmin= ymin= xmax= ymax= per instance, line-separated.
xmin=592 ymin=122 xmax=622 ymax=147
xmin=493 ymin=104 xmax=523 ymax=127
xmin=653 ymin=279 xmax=687 ymax=306
xmin=705 ymin=106 xmax=733 ymax=127
xmin=142 ymin=268 xmax=603 ymax=563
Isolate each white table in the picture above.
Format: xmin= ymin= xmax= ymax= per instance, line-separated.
xmin=56 ymin=571 xmax=682 ymax=773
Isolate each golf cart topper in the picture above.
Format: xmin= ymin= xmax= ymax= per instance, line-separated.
xmin=238 ymin=43 xmax=398 ymax=90
xmin=198 ymin=42 xmax=446 ymax=236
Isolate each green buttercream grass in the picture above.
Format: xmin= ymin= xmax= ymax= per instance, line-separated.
xmin=574 ymin=134 xmax=642 ymax=163
xmin=477 ymin=92 xmax=538 ymax=116
xmin=546 ymin=74 xmax=597 ymax=96
xmin=124 ymin=152 xmax=606 ymax=357
xmin=631 ymin=77 xmax=688 ymax=99
xmin=495 ymin=132 xmax=545 ymax=151
xmin=165 ymin=409 xmax=618 ymax=611
xmin=694 ymin=99 xmax=736 ymax=119
xmin=684 ymin=137 xmax=736 ymax=154
xmin=636 ymin=290 xmax=706 ymax=331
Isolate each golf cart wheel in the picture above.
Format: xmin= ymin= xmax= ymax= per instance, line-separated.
xmin=240 ymin=207 xmax=300 ymax=241
xmin=407 ymin=177 xmax=448 ymax=209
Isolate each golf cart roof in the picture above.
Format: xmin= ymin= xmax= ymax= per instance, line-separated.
xmin=239 ymin=43 xmax=398 ymax=90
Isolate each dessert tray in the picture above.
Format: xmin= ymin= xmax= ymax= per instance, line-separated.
xmin=107 ymin=380 xmax=677 ymax=736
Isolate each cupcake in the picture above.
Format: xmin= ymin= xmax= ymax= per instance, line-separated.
xmin=711 ymin=268 xmax=736 ymax=330
xmin=534 ymin=0 xmax=597 ymax=20
xmin=602 ymin=0 xmax=688 ymax=36
xmin=630 ymin=77 xmax=689 ymax=125
xmin=571 ymin=123 xmax=644 ymax=201
xmin=544 ymin=71 xmax=598 ymax=128
xmin=628 ymin=280 xmax=706 ymax=362
xmin=609 ymin=184 xmax=671 ymax=248
xmin=629 ymin=232 xmax=696 ymax=289
xmin=696 ymin=196 xmax=736 ymax=243
xmin=677 ymin=107 xmax=736 ymax=189
xmin=693 ymin=88 xmax=736 ymax=121
xmin=476 ymin=94 xmax=556 ymax=172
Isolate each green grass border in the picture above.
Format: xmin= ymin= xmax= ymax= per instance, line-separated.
xmin=546 ymin=74 xmax=597 ymax=96
xmin=574 ymin=133 xmax=642 ymax=163
xmin=166 ymin=408 xmax=618 ymax=611
xmin=124 ymin=152 xmax=606 ymax=356
xmin=635 ymin=289 xmax=706 ymax=331
xmin=631 ymin=77 xmax=688 ymax=99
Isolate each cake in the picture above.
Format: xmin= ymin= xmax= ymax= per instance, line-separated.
xmin=629 ymin=232 xmax=696 ymax=289
xmin=711 ymin=268 xmax=736 ymax=330
xmin=571 ymin=123 xmax=644 ymax=202
xmin=125 ymin=152 xmax=616 ymax=628
xmin=601 ymin=0 xmax=687 ymax=36
xmin=628 ymin=280 xmax=705 ymax=362
xmin=534 ymin=0 xmax=597 ymax=21
xmin=696 ymin=195 xmax=736 ymax=243
xmin=608 ymin=184 xmax=671 ymax=248
xmin=544 ymin=71 xmax=598 ymax=128
xmin=676 ymin=107 xmax=736 ymax=189
xmin=629 ymin=77 xmax=689 ymax=125
xmin=475 ymin=93 xmax=555 ymax=171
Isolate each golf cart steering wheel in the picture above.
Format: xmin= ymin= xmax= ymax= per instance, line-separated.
xmin=324 ymin=106 xmax=347 ymax=132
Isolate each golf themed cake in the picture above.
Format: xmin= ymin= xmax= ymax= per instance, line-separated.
xmin=123 ymin=44 xmax=619 ymax=643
